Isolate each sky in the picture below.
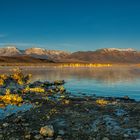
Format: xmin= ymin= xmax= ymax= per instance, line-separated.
xmin=0 ymin=0 xmax=140 ymax=52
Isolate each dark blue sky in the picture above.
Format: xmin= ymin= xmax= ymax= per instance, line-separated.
xmin=0 ymin=0 xmax=140 ymax=51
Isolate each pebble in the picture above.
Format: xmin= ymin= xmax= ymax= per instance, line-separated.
xmin=58 ymin=130 xmax=65 ymax=135
xmin=40 ymin=125 xmax=54 ymax=137
xmin=55 ymin=136 xmax=63 ymax=140
xmin=14 ymin=116 xmax=23 ymax=123
xmin=46 ymin=138 xmax=53 ymax=140
xmin=0 ymin=134 xmax=3 ymax=139
xmin=2 ymin=123 xmax=9 ymax=127
xmin=23 ymin=123 xmax=30 ymax=127
xmin=123 ymin=134 xmax=129 ymax=138
xmin=25 ymin=134 xmax=31 ymax=139
xmin=102 ymin=137 xmax=109 ymax=140
xmin=9 ymin=138 xmax=19 ymax=140
xmin=34 ymin=134 xmax=43 ymax=140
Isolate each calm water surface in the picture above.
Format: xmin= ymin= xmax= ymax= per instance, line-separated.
xmin=0 ymin=66 xmax=140 ymax=100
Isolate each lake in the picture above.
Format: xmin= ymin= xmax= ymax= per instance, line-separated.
xmin=0 ymin=66 xmax=140 ymax=101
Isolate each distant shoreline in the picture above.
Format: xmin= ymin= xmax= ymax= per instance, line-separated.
xmin=0 ymin=63 xmax=140 ymax=68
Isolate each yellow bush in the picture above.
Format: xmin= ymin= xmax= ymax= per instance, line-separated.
xmin=23 ymin=86 xmax=45 ymax=93
xmin=96 ymin=99 xmax=108 ymax=106
xmin=0 ymin=89 xmax=23 ymax=106
xmin=0 ymin=79 xmax=4 ymax=86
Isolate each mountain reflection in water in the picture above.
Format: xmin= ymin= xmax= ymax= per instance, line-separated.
xmin=0 ymin=66 xmax=140 ymax=100
xmin=27 ymin=67 xmax=140 ymax=83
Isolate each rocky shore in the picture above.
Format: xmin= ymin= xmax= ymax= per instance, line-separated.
xmin=0 ymin=69 xmax=140 ymax=140
xmin=0 ymin=95 xmax=140 ymax=140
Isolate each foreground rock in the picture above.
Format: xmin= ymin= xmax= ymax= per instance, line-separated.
xmin=40 ymin=125 xmax=54 ymax=137
xmin=0 ymin=96 xmax=139 ymax=140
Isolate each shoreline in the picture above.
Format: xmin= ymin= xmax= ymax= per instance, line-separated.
xmin=0 ymin=95 xmax=140 ymax=140
xmin=0 ymin=62 xmax=140 ymax=67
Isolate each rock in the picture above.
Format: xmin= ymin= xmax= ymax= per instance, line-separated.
xmin=58 ymin=130 xmax=65 ymax=135
xmin=23 ymin=123 xmax=30 ymax=127
xmin=25 ymin=134 xmax=31 ymax=139
xmin=55 ymin=135 xmax=63 ymax=140
xmin=14 ymin=115 xmax=24 ymax=123
xmin=40 ymin=125 xmax=54 ymax=137
xmin=46 ymin=138 xmax=53 ymax=140
xmin=32 ymin=130 xmax=39 ymax=134
xmin=9 ymin=137 xmax=19 ymax=140
xmin=123 ymin=134 xmax=129 ymax=138
xmin=34 ymin=134 xmax=43 ymax=140
xmin=102 ymin=137 xmax=109 ymax=140
xmin=88 ymin=138 xmax=96 ymax=140
xmin=123 ymin=96 xmax=129 ymax=99
xmin=0 ymin=134 xmax=3 ymax=139
xmin=2 ymin=123 xmax=9 ymax=127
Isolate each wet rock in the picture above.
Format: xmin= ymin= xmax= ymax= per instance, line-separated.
xmin=14 ymin=116 xmax=22 ymax=123
xmin=23 ymin=123 xmax=30 ymax=127
xmin=9 ymin=137 xmax=19 ymax=140
xmin=102 ymin=137 xmax=110 ymax=140
xmin=2 ymin=123 xmax=9 ymax=127
xmin=55 ymin=136 xmax=63 ymax=140
xmin=123 ymin=134 xmax=129 ymax=138
xmin=40 ymin=125 xmax=54 ymax=137
xmin=34 ymin=134 xmax=43 ymax=140
xmin=58 ymin=130 xmax=65 ymax=135
xmin=46 ymin=138 xmax=53 ymax=140
xmin=54 ymin=80 xmax=65 ymax=85
xmin=88 ymin=138 xmax=96 ymax=140
xmin=0 ymin=134 xmax=3 ymax=139
xmin=123 ymin=96 xmax=129 ymax=99
xmin=31 ymin=81 xmax=43 ymax=87
xmin=115 ymin=109 xmax=127 ymax=117
xmin=25 ymin=134 xmax=31 ymax=139
xmin=32 ymin=130 xmax=39 ymax=134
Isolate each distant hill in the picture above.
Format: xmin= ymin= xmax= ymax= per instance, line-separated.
xmin=24 ymin=48 xmax=70 ymax=60
xmin=0 ymin=46 xmax=70 ymax=61
xmin=0 ymin=46 xmax=140 ymax=64
xmin=64 ymin=48 xmax=140 ymax=63
xmin=0 ymin=46 xmax=21 ymax=56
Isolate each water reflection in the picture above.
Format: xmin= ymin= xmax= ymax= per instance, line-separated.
xmin=25 ymin=67 xmax=140 ymax=84
xmin=0 ymin=66 xmax=140 ymax=100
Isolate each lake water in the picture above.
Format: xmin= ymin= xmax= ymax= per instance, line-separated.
xmin=1 ymin=66 xmax=140 ymax=119
xmin=0 ymin=66 xmax=140 ymax=100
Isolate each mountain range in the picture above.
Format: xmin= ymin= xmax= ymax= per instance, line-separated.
xmin=0 ymin=46 xmax=140 ymax=64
